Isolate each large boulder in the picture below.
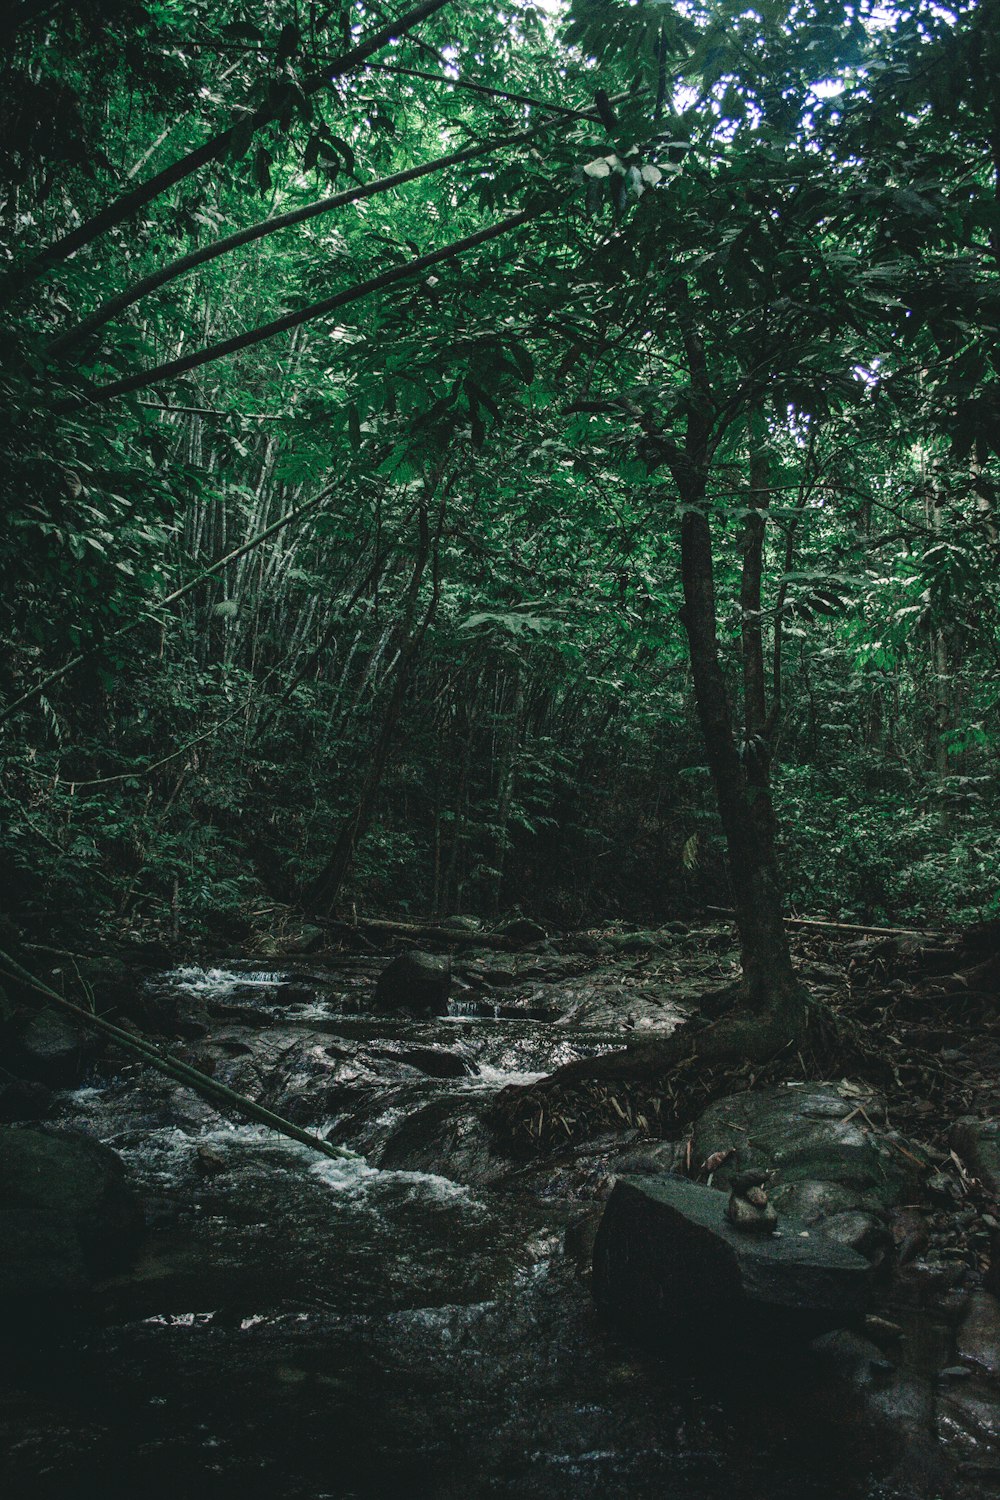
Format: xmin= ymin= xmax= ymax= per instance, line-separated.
xmin=0 ymin=1078 xmax=55 ymax=1123
xmin=935 ymin=1289 xmax=1000 ymax=1485
xmin=281 ymin=923 xmax=326 ymax=954
xmin=0 ymin=1126 xmax=142 ymax=1306
xmin=7 ymin=1007 xmax=96 ymax=1086
xmin=374 ymin=951 xmax=451 ymax=1014
xmin=499 ymin=918 xmax=547 ymax=945
xmin=592 ymin=1174 xmax=877 ymax=1343
xmin=439 ymin=915 xmax=483 ymax=934
xmin=692 ymin=1085 xmax=923 ymax=1211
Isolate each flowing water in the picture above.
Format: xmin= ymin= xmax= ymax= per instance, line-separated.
xmin=6 ymin=957 xmax=906 ymax=1499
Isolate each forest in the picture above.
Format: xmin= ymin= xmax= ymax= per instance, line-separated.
xmin=2 ymin=1 xmax=1000 ymax=1497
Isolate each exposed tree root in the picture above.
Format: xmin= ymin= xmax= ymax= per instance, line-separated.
xmin=489 ymin=987 xmax=871 ymax=1155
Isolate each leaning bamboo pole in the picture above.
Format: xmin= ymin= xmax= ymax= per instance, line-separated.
xmin=0 ymin=947 xmax=362 ymax=1165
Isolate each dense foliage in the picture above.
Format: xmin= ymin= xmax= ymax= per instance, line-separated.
xmin=2 ymin=0 xmax=998 ymax=946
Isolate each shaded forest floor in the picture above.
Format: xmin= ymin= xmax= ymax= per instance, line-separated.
xmin=252 ymin=908 xmax=1000 ymax=1257
xmin=4 ymin=913 xmax=1000 ymax=1497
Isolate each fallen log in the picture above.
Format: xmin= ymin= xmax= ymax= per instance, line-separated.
xmin=704 ymin=907 xmax=950 ymax=941
xmin=319 ymin=916 xmax=527 ymax=951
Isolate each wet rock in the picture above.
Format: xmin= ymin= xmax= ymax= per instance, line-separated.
xmin=769 ymin=1178 xmax=861 ymax=1220
xmin=820 ymin=1210 xmax=892 ymax=1264
xmin=370 ymin=1043 xmax=478 ymax=1079
xmin=593 ymin=1175 xmax=876 ymax=1343
xmin=120 ymin=986 xmax=208 ymax=1038
xmin=374 ymin=951 xmax=451 ymax=1014
xmin=564 ymin=1206 xmax=604 ymax=1269
xmin=439 ymin=915 xmax=483 ymax=934
xmin=7 ymin=1007 xmax=96 ymax=1086
xmin=256 ymin=1034 xmax=412 ymax=1122
xmin=119 ymin=935 xmax=174 ymax=967
xmin=519 ymin=959 xmax=575 ymax=982
xmin=565 ymin=934 xmax=602 ymax=955
xmin=492 ymin=992 xmax=564 ymax=1021
xmin=0 ymin=1077 xmax=55 ymax=1122
xmin=377 ymin=1096 xmax=502 ymax=1184
xmin=897 ymin=1256 xmax=967 ymax=1300
xmin=205 ymin=999 xmax=278 ymax=1027
xmin=282 ymin=923 xmax=326 ymax=953
xmin=211 ymin=1054 xmax=266 ymax=1099
xmin=810 ymin=1330 xmax=945 ymax=1496
xmin=951 ymin=1117 xmax=1000 ymax=1196
xmin=479 ymin=966 xmax=516 ymax=987
xmin=176 ymin=1043 xmax=220 ymax=1073
xmin=955 ymin=1290 xmax=1000 ymax=1377
xmin=0 ymin=1126 xmax=142 ymax=1306
xmin=609 ymin=1140 xmax=686 ymax=1177
xmin=229 ymin=983 xmax=276 ymax=1002
xmin=863 ymin=1313 xmax=904 ymax=1344
xmin=276 ymin=983 xmax=317 ymax=1005
xmin=893 ymin=1205 xmax=930 ymax=1265
xmin=499 ymin=918 xmax=547 ymax=945
xmin=812 ymin=1329 xmax=932 ymax=1424
xmin=939 ymin=1379 xmax=1000 ymax=1450
xmin=606 ymin=929 xmax=671 ymax=955
xmin=195 ymin=1146 xmax=228 ymax=1177
xmin=692 ymin=1085 xmax=920 ymax=1209
xmin=58 ymin=954 xmax=135 ymax=1008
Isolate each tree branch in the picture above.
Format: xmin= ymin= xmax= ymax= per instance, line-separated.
xmin=63 ymin=207 xmax=544 ymax=406
xmin=18 ymin=0 xmax=454 ymax=282
xmin=47 ymin=127 xmax=540 ymax=358
xmin=363 ymin=61 xmax=599 ymax=119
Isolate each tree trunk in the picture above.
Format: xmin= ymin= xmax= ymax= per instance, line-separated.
xmin=488 ymin=327 xmax=828 ymax=1150
xmin=679 ymin=488 xmax=801 ymax=1017
xmin=673 ymin=327 xmax=803 ymax=1022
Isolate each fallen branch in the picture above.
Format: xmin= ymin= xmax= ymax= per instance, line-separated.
xmin=0 ymin=947 xmax=361 ymax=1165
xmin=704 ymin=906 xmax=950 ymax=940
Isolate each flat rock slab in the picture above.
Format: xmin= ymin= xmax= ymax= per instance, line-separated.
xmin=593 ymin=1175 xmax=877 ymax=1343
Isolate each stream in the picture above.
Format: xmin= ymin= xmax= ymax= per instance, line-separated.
xmin=6 ymin=954 xmax=908 ymax=1498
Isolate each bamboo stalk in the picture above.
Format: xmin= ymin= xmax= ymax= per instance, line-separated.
xmin=47 ymin=130 xmax=540 ymax=358
xmin=0 ymin=488 xmax=333 ymax=726
xmin=19 ymin=0 xmax=455 ymax=282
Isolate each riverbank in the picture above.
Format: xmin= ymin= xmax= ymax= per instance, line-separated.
xmin=2 ymin=922 xmax=999 ymax=1497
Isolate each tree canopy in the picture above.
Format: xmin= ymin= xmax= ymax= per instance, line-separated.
xmin=2 ymin=0 xmax=998 ymax=949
